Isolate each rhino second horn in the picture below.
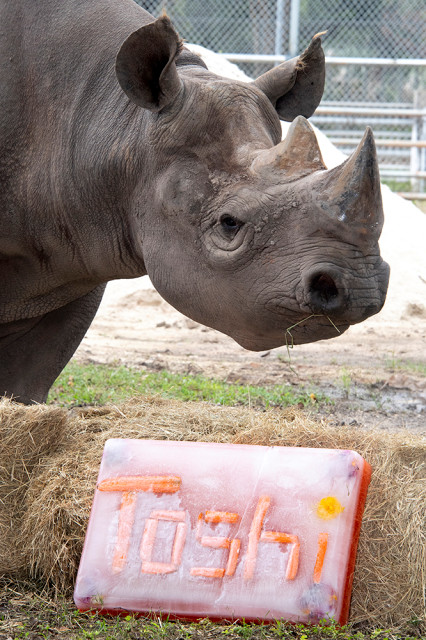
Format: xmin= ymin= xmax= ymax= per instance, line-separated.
xmin=315 ymin=127 xmax=384 ymax=235
xmin=252 ymin=115 xmax=326 ymax=177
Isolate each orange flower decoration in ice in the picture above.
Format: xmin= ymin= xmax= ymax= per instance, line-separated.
xmin=316 ymin=496 xmax=345 ymax=520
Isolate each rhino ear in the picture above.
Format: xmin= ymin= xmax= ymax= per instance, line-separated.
xmin=116 ymin=16 xmax=183 ymax=111
xmin=254 ymin=33 xmax=326 ymax=122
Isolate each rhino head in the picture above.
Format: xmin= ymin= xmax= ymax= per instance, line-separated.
xmin=116 ymin=17 xmax=389 ymax=351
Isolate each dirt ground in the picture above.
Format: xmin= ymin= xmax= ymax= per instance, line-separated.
xmin=74 ymin=277 xmax=426 ymax=435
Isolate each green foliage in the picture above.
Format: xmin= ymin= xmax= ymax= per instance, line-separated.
xmin=339 ymin=367 xmax=353 ymax=396
xmin=385 ymin=356 xmax=426 ymax=377
xmin=381 ymin=179 xmax=412 ymax=193
xmin=47 ymin=362 xmax=327 ymax=409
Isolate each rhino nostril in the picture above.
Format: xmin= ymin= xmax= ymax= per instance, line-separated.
xmin=308 ymin=272 xmax=339 ymax=308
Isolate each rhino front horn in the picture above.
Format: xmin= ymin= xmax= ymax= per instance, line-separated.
xmin=252 ymin=115 xmax=326 ymax=178
xmin=314 ymin=127 xmax=384 ymax=237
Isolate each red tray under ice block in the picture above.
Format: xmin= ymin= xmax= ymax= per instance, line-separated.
xmin=74 ymin=439 xmax=371 ymax=624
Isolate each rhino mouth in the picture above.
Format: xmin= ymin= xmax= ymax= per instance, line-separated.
xmin=231 ymin=314 xmax=351 ymax=352
xmin=280 ymin=313 xmax=350 ymax=347
xmin=220 ymin=251 xmax=389 ymax=352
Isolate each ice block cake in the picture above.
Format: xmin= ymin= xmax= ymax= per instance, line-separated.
xmin=74 ymin=439 xmax=371 ymax=624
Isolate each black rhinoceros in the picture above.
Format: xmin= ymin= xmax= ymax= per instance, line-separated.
xmin=0 ymin=0 xmax=389 ymax=404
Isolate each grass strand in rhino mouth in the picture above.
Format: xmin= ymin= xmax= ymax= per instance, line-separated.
xmin=284 ymin=314 xmax=342 ymax=356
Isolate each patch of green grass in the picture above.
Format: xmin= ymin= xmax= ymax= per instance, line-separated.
xmin=0 ymin=587 xmax=423 ymax=640
xmin=47 ymin=362 xmax=327 ymax=410
xmin=384 ymin=356 xmax=426 ymax=377
xmin=339 ymin=367 xmax=353 ymax=397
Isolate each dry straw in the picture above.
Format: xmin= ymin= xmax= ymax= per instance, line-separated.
xmin=0 ymin=396 xmax=424 ymax=632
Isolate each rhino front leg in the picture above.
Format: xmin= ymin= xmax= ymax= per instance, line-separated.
xmin=0 ymin=285 xmax=106 ymax=404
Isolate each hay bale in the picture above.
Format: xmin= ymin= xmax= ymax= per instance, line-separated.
xmin=0 ymin=397 xmax=424 ymax=632
xmin=0 ymin=399 xmax=68 ymax=574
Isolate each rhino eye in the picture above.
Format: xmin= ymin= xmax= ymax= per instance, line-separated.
xmin=220 ymin=215 xmax=242 ymax=233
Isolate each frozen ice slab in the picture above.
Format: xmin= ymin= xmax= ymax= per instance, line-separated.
xmin=74 ymin=439 xmax=371 ymax=624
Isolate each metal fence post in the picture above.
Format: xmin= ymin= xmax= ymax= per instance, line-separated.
xmin=289 ymin=0 xmax=300 ymax=57
xmin=274 ymin=0 xmax=286 ymax=60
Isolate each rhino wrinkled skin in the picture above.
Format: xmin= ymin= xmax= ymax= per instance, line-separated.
xmin=0 ymin=0 xmax=389 ymax=404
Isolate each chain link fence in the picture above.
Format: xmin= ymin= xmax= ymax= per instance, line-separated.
xmin=135 ymin=0 xmax=426 ymax=192
xmin=135 ymin=0 xmax=425 ymax=95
